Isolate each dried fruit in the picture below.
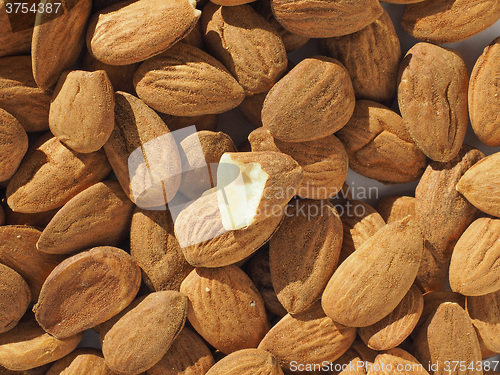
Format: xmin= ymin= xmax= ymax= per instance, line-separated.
xmin=0 ymin=108 xmax=28 ymax=182
xmin=467 ymin=290 xmax=500 ymax=354
xmin=0 ymin=264 xmax=30 ymax=333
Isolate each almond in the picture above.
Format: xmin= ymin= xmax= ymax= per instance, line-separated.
xmin=262 ymin=56 xmax=355 ymax=142
xmin=0 ymin=264 xmax=30 ymax=333
xmin=46 ymin=348 xmax=113 ymax=375
xmin=147 ymin=327 xmax=215 ymax=375
xmin=449 ymin=217 xmax=500 ymax=296
xmin=36 ymin=180 xmax=134 ymax=254
xmin=414 ymin=248 xmax=449 ymax=293
xmin=258 ymin=302 xmax=356 ymax=372
xmin=322 ymin=10 xmax=401 ymax=104
xmin=202 ymin=3 xmax=287 ymax=94
xmin=414 ymin=290 xmax=465 ymax=333
xmin=206 ymin=349 xmax=283 ymax=375
xmin=271 ymin=0 xmax=383 ymax=37
xmin=336 ymin=100 xmax=426 ymax=183
xmin=249 ymin=127 xmax=349 ymax=199
xmin=133 ymin=43 xmax=245 ymax=117
xmin=322 ymin=217 xmax=423 ymax=327
xmin=158 ymin=113 xmax=218 ymax=133
xmin=376 ymin=196 xmax=416 ymax=224
xmin=49 ymin=70 xmax=115 ymax=153
xmin=0 ymin=1 xmax=32 ymax=58
xmin=33 ymin=246 xmax=141 ymax=338
xmin=87 ymin=0 xmax=201 ymax=65
xmin=398 ymin=42 xmax=468 ymax=162
xmin=467 ymin=290 xmax=500 ymax=353
xmin=101 ymin=291 xmax=187 ymax=374
xmin=269 ymin=198 xmax=342 ymax=314
xmin=0 ymin=108 xmax=28 ymax=182
xmin=401 ymin=0 xmax=500 ymax=44
xmin=368 ymin=348 xmax=430 ymax=375
xmin=0 ymin=202 xmax=58 ymax=229
xmin=130 ymin=207 xmax=193 ymax=292
xmin=456 ymin=151 xmax=500 ymax=218
xmin=359 ymin=285 xmax=423 ymax=350
xmin=6 ymin=134 xmax=111 ymax=213
xmin=32 ymin=0 xmax=92 ymax=89
xmin=180 ymin=265 xmax=269 ymax=354
xmin=330 ymin=350 xmax=366 ymax=375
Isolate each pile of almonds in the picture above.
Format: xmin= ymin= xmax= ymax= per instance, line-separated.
xmin=0 ymin=0 xmax=499 ymax=373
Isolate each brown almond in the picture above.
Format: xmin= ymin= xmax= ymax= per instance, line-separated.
xmin=0 ymin=264 xmax=30 ymax=333
xmin=262 ymin=56 xmax=355 ymax=142
xmin=130 ymin=207 xmax=193 ymax=292
xmin=147 ymin=327 xmax=215 ymax=375
xmin=269 ymin=198 xmax=343 ymax=314
xmin=33 ymin=246 xmax=141 ymax=339
xmin=449 ymin=217 xmax=500 ymax=296
xmin=102 ymin=291 xmax=187 ymax=374
xmin=467 ymin=290 xmax=500 ymax=353
xmin=158 ymin=113 xmax=218 ymax=133
xmin=258 ymin=303 xmax=357 ymax=372
xmin=336 ymin=100 xmax=426 ymax=183
xmin=6 ymin=135 xmax=111 ymax=213
xmin=398 ymin=42 xmax=469 ymax=162
xmin=368 ymin=348 xmax=430 ymax=375
xmin=456 ymin=151 xmax=500 ymax=218
xmin=47 ymin=348 xmax=113 ymax=375
xmin=206 ymin=349 xmax=283 ymax=375
xmin=322 ymin=217 xmax=424 ymax=327
xmin=415 ymin=290 xmax=465 ymax=333
xmin=322 ymin=10 xmax=401 ymax=104
xmin=249 ymin=127 xmax=349 ymax=199
xmin=0 ymin=225 xmax=64 ymax=301
xmin=0 ymin=56 xmax=51 ymax=132
xmin=32 ymin=0 xmax=92 ymax=89
xmin=376 ymin=196 xmax=416 ymax=224
xmin=414 ymin=247 xmax=449 ymax=293
xmin=134 ymin=43 xmax=245 ymax=117
xmin=0 ymin=2 xmax=32 ymax=58
xmin=36 ymin=180 xmax=135 ymax=254
xmin=271 ymin=0 xmax=383 ymax=38
xmin=49 ymin=70 xmax=115 ymax=153
xmin=180 ymin=265 xmax=269 ymax=354
xmin=87 ymin=0 xmax=201 ymax=65
xmin=359 ymin=285 xmax=423 ymax=350
xmin=0 ymin=108 xmax=28 ymax=182
xmin=330 ymin=350 xmax=366 ymax=374
xmin=415 ymin=145 xmax=484 ymax=263
xmin=401 ymin=0 xmax=500 ymax=44
xmin=0 ymin=202 xmax=58 ymax=229
xmin=201 ymin=3 xmax=287 ymax=94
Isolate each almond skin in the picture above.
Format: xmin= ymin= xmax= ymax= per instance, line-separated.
xmin=0 ymin=1 xmax=32 ymax=58
xmin=369 ymin=348 xmax=430 ymax=375
xmin=49 ymin=70 xmax=115 ymax=153
xmin=414 ymin=290 xmax=465 ymax=333
xmin=376 ymin=196 xmax=416 ymax=224
xmin=269 ymin=198 xmax=343 ymax=314
xmin=467 ymin=290 xmax=500 ymax=353
xmin=87 ymin=0 xmax=201 ymax=65
xmin=262 ymin=56 xmax=355 ymax=142
xmin=322 ymin=9 xmax=401 ymax=104
xmin=134 ymin=43 xmax=245 ymax=117
xmin=456 ymin=151 xmax=500 ymax=218
xmin=336 ymin=100 xmax=426 ymax=184
xmin=258 ymin=302 xmax=357 ymax=371
xmin=180 ymin=265 xmax=269 ymax=354
xmin=271 ymin=0 xmax=383 ymax=38
xmin=36 ymin=180 xmax=135 ymax=255
xmin=469 ymin=37 xmax=500 ymax=147
xmin=202 ymin=3 xmax=287 ymax=94
xmin=322 ymin=217 xmax=424 ymax=327
xmin=414 ymin=247 xmax=449 ymax=294
xmin=33 ymin=246 xmax=141 ymax=339
xmin=0 ymin=264 xmax=30 ymax=334
xmin=398 ymin=42 xmax=468 ymax=162
xmin=46 ymin=348 xmax=113 ymax=375
xmin=6 ymin=134 xmax=111 ymax=213
xmin=0 ymin=108 xmax=28 ymax=182
xmin=449 ymin=217 xmax=500 ymax=296
xmin=401 ymin=0 xmax=500 ymax=44
xmin=206 ymin=349 xmax=283 ymax=375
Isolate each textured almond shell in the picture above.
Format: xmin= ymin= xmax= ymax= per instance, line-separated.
xmin=262 ymin=56 xmax=355 ymax=142
xmin=33 ymin=246 xmax=141 ymax=339
xmin=449 ymin=217 xmax=500 ymax=296
xmin=376 ymin=196 xmax=416 ymax=224
xmin=6 ymin=135 xmax=111 ymax=213
xmin=249 ymin=127 xmax=348 ymax=199
xmin=258 ymin=303 xmax=356 ymax=371
xmin=0 ymin=264 xmax=30 ymax=333
xmin=322 ymin=217 xmax=423 ymax=327
xmin=269 ymin=199 xmax=343 ymax=314
xmin=369 ymin=348 xmax=430 ymax=375
xmin=322 ymin=10 xmax=401 ymax=104
xmin=0 ymin=108 xmax=28 ymax=182
xmin=456 ymin=151 xmax=500 ymax=218
xmin=134 ymin=43 xmax=245 ymax=117
xmin=102 ymin=291 xmax=187 ymax=374
xmin=401 ymin=0 xmax=500 ymax=44
xmin=359 ymin=285 xmax=423 ymax=351
xmin=87 ymin=0 xmax=200 ymax=65
xmin=336 ymin=100 xmax=426 ymax=184
xmin=271 ymin=0 xmax=383 ymax=38
xmin=205 ymin=349 xmax=283 ymax=375
xmin=467 ymin=290 xmax=500 ymax=353
xmin=0 ymin=0 xmax=32 ymax=58
xmin=36 ymin=180 xmax=134 ymax=254
xmin=46 ymin=348 xmax=113 ymax=375
xmin=415 ymin=290 xmax=465 ymax=333
xmin=180 ymin=265 xmax=269 ymax=354
xmin=202 ymin=3 xmax=287 ymax=94
xmin=398 ymin=42 xmax=469 ymax=162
